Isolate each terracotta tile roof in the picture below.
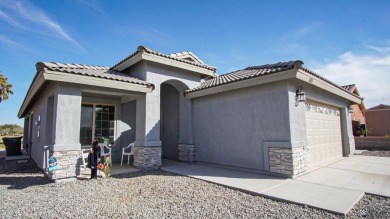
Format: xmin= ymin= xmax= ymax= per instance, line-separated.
xmin=110 ymin=46 xmax=216 ymax=72
xmin=185 ymin=61 xmax=302 ymax=94
xmin=37 ymin=62 xmax=153 ymax=87
xmin=186 ymin=61 xmax=363 ymax=100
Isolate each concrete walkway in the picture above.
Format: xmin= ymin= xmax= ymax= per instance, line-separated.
xmin=161 ymin=156 xmax=390 ymax=215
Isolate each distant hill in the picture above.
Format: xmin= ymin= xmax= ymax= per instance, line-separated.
xmin=0 ymin=124 xmax=23 ymax=136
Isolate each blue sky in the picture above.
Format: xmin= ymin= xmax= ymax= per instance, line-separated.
xmin=0 ymin=0 xmax=389 ymax=126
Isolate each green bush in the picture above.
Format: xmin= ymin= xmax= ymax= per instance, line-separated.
xmin=356 ymin=128 xmax=372 ymax=136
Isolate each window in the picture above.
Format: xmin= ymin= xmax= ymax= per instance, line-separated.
xmin=94 ymin=105 xmax=115 ymax=145
xmin=79 ymin=104 xmax=115 ymax=146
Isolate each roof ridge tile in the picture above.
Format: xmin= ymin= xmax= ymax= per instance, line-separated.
xmin=40 ymin=61 xmax=109 ymax=70
xmin=185 ymin=60 xmax=304 ymax=94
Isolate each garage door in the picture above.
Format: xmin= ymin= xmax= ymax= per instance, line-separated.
xmin=305 ymin=101 xmax=343 ymax=169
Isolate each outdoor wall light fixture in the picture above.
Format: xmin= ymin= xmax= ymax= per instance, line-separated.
xmin=35 ymin=115 xmax=41 ymax=126
xmin=348 ymin=105 xmax=354 ymax=113
xmin=296 ymin=86 xmax=306 ymax=103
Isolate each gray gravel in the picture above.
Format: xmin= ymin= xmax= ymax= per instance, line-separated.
xmin=357 ymin=150 xmax=390 ymax=158
xmin=0 ymin=157 xmax=389 ymax=218
xmin=0 ymin=169 xmax=338 ymax=218
xmin=348 ymin=194 xmax=390 ymax=218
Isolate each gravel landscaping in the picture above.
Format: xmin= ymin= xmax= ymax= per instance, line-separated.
xmin=0 ymin=156 xmax=389 ymax=219
xmin=357 ymin=150 xmax=390 ymax=158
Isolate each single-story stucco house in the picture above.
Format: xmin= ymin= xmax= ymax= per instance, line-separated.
xmin=18 ymin=46 xmax=361 ymax=180
xmin=341 ymin=84 xmax=366 ymax=135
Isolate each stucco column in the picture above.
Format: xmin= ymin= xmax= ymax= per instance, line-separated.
xmin=341 ymin=107 xmax=355 ymax=156
xmin=267 ymin=87 xmax=309 ymax=177
xmin=178 ymin=95 xmax=193 ymax=144
xmin=178 ymin=95 xmax=195 ymax=162
xmin=134 ymin=92 xmax=162 ymax=169
xmin=49 ymin=85 xmax=82 ymax=180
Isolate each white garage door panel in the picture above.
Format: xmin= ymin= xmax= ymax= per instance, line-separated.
xmin=306 ymin=102 xmax=342 ymax=169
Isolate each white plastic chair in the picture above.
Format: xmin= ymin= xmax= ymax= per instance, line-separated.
xmin=121 ymin=143 xmax=134 ymax=166
xmin=80 ymin=149 xmax=90 ymax=170
xmin=99 ymin=143 xmax=112 ymax=166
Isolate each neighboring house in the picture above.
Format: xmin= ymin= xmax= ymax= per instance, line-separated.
xmin=341 ymin=84 xmax=366 ymax=135
xmin=366 ymin=104 xmax=390 ymax=136
xmin=18 ymin=45 xmax=361 ymax=180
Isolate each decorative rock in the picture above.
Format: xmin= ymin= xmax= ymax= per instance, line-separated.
xmin=2 ymin=164 xmax=387 ymax=218
xmin=178 ymin=144 xmax=195 ymax=162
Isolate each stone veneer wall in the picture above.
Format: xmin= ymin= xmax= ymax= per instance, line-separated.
xmin=269 ymin=146 xmax=308 ymax=177
xmin=47 ymin=150 xmax=80 ymax=180
xmin=178 ymin=144 xmax=195 ymax=162
xmin=133 ymin=146 xmax=161 ymax=169
xmin=349 ymin=138 xmax=355 ymax=156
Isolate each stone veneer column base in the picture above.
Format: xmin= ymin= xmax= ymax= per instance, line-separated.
xmin=349 ymin=138 xmax=355 ymax=156
xmin=47 ymin=150 xmax=80 ymax=180
xmin=269 ymin=146 xmax=308 ymax=177
xmin=178 ymin=144 xmax=195 ymax=162
xmin=134 ymin=146 xmax=161 ymax=169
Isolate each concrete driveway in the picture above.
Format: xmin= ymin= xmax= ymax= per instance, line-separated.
xmin=296 ymin=155 xmax=390 ymax=196
xmin=161 ymin=155 xmax=390 ymax=215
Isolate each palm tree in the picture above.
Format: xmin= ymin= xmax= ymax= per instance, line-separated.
xmin=0 ymin=73 xmax=13 ymax=103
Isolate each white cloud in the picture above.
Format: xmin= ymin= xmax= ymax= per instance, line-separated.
xmin=313 ymin=50 xmax=390 ymax=108
xmin=0 ymin=0 xmax=86 ymax=52
xmin=0 ymin=34 xmax=18 ymax=46
xmin=0 ymin=9 xmax=23 ymax=28
xmin=294 ymin=22 xmax=322 ymax=37
xmin=368 ymin=45 xmax=390 ymax=53
xmin=75 ymin=0 xmax=107 ymax=17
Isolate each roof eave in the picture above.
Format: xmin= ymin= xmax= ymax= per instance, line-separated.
xmin=18 ymin=70 xmax=154 ymax=118
xmin=185 ymin=69 xmax=298 ymax=99
xmin=185 ymin=67 xmax=363 ymax=104
xmin=112 ymin=52 xmax=143 ymax=71
xmin=296 ymin=70 xmax=362 ymax=104
xmin=112 ymin=50 xmax=216 ymax=77
xmin=142 ymin=53 xmax=216 ymax=77
xmin=43 ymin=70 xmax=153 ymax=93
xmin=18 ymin=71 xmax=45 ymax=118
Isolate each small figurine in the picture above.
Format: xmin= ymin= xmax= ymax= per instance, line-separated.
xmin=103 ymin=155 xmax=110 ymax=177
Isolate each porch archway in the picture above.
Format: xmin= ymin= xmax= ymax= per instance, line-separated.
xmin=160 ymin=80 xmax=190 ymax=160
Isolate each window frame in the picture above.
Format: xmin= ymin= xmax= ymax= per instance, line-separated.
xmin=80 ymin=102 xmax=116 ymax=148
